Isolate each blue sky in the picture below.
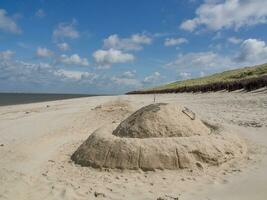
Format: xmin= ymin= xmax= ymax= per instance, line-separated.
xmin=1 ymin=0 xmax=267 ymax=94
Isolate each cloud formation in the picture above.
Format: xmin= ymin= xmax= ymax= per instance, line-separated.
xmin=166 ymin=51 xmax=233 ymax=78
xmin=57 ymin=42 xmax=70 ymax=51
xmin=179 ymin=72 xmax=191 ymax=80
xmin=122 ymin=70 xmax=136 ymax=78
xmin=180 ymin=0 xmax=267 ymax=32
xmin=53 ymin=22 xmax=79 ymax=39
xmin=0 ymin=50 xmax=15 ymax=60
xmin=235 ymin=38 xmax=267 ymax=64
xmin=228 ymin=37 xmax=243 ymax=44
xmin=103 ymin=33 xmax=152 ymax=51
xmin=59 ymin=54 xmax=89 ymax=66
xmin=167 ymin=38 xmax=267 ymax=79
xmin=167 ymin=52 xmax=231 ymax=70
xmin=110 ymin=70 xmax=142 ymax=90
xmin=0 ymin=59 xmax=54 ymax=85
xmin=54 ymin=69 xmax=96 ymax=81
xmin=0 ymin=9 xmax=21 ymax=34
xmin=0 ymin=55 xmax=97 ymax=93
xmin=143 ymin=72 xmax=161 ymax=84
xmin=164 ymin=37 xmax=188 ymax=46
xmin=36 ymin=47 xmax=54 ymax=58
xmin=111 ymin=76 xmax=142 ymax=88
xmin=93 ymin=49 xmax=134 ymax=67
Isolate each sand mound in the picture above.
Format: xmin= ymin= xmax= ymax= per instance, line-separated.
xmin=72 ymin=103 xmax=246 ymax=171
xmin=92 ymin=100 xmax=132 ymax=113
xmin=113 ymin=103 xmax=211 ymax=138
xmin=92 ymin=99 xmax=133 ymax=121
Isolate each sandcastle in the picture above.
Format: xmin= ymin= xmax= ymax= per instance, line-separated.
xmin=72 ymin=103 xmax=246 ymax=171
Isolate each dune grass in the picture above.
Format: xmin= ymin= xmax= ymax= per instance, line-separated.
xmin=153 ymin=63 xmax=267 ymax=90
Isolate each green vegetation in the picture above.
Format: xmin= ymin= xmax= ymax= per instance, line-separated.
xmin=153 ymin=63 xmax=267 ymax=90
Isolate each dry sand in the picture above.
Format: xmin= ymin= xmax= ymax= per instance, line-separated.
xmin=0 ymin=91 xmax=267 ymax=200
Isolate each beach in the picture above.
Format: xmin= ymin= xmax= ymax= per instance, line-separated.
xmin=0 ymin=91 xmax=267 ymax=200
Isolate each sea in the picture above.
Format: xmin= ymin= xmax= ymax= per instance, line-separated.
xmin=0 ymin=93 xmax=98 ymax=106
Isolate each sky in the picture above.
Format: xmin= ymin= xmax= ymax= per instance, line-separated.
xmin=1 ymin=0 xmax=267 ymax=94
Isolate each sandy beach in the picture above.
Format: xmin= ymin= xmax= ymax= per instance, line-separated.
xmin=0 ymin=91 xmax=267 ymax=200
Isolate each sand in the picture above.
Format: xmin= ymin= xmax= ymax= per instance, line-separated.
xmin=0 ymin=91 xmax=267 ymax=200
xmin=112 ymin=103 xmax=211 ymax=138
xmin=72 ymin=103 xmax=246 ymax=171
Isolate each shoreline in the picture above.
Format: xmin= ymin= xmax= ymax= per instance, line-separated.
xmin=0 ymin=93 xmax=109 ymax=107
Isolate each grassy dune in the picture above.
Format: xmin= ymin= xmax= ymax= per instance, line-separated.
xmin=156 ymin=63 xmax=267 ymax=90
xmin=127 ymin=63 xmax=267 ymax=94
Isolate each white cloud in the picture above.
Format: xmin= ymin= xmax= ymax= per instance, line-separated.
xmin=35 ymin=9 xmax=45 ymax=18
xmin=131 ymin=33 xmax=152 ymax=44
xmin=228 ymin=37 xmax=243 ymax=44
xmin=36 ymin=62 xmax=52 ymax=69
xmin=0 ymin=50 xmax=15 ymax=60
xmin=54 ymin=69 xmax=96 ymax=81
xmin=164 ymin=37 xmax=188 ymax=46
xmin=166 ymin=38 xmax=267 ymax=78
xmin=53 ymin=22 xmax=79 ymax=39
xmin=57 ymin=42 xmax=70 ymax=51
xmin=36 ymin=47 xmax=54 ymax=58
xmin=122 ymin=70 xmax=136 ymax=78
xmin=93 ymin=49 xmax=134 ymax=67
xmin=109 ymin=70 xmax=140 ymax=88
xmin=180 ymin=19 xmax=199 ymax=32
xmin=59 ymin=54 xmax=89 ymax=66
xmin=200 ymin=71 xmax=205 ymax=77
xmin=168 ymin=51 xmax=231 ymax=69
xmin=166 ymin=51 xmax=232 ymax=75
xmin=235 ymin=38 xmax=267 ymax=64
xmin=179 ymin=72 xmax=191 ymax=80
xmin=143 ymin=72 xmax=161 ymax=83
xmin=180 ymin=0 xmax=267 ymax=32
xmin=103 ymin=33 xmax=152 ymax=51
xmin=111 ymin=76 xmax=142 ymax=88
xmin=0 ymin=9 xmax=21 ymax=34
xmin=0 ymin=55 xmax=105 ymax=93
xmin=0 ymin=55 xmax=96 ymax=88
xmin=0 ymin=59 xmax=55 ymax=84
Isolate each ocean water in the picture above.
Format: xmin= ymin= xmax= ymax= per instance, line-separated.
xmin=0 ymin=93 xmax=96 ymax=106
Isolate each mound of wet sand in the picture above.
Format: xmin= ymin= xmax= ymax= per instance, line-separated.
xmin=72 ymin=103 xmax=246 ymax=171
